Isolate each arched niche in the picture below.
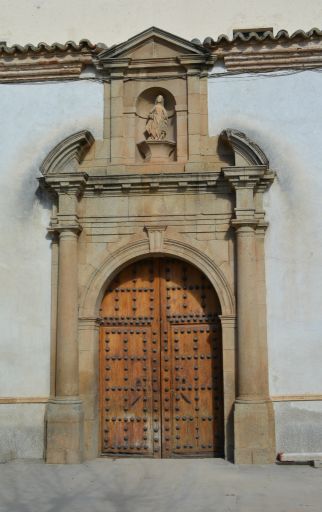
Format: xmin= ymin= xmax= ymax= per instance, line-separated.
xmin=135 ymin=87 xmax=177 ymax=162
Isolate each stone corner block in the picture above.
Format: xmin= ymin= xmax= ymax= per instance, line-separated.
xmin=45 ymin=399 xmax=84 ymax=464
xmin=234 ymin=400 xmax=276 ymax=464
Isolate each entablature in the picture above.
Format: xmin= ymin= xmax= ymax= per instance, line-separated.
xmin=81 ymin=171 xmax=223 ymax=196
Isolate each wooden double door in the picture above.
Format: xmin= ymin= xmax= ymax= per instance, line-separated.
xmin=100 ymin=258 xmax=223 ymax=458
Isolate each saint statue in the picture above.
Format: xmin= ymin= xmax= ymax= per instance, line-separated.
xmin=145 ymin=95 xmax=168 ymax=141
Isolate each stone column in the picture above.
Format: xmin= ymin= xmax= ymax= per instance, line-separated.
xmin=224 ymin=166 xmax=276 ymax=464
xmin=45 ymin=174 xmax=87 ymax=464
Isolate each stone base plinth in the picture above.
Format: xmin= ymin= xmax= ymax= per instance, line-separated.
xmin=45 ymin=399 xmax=84 ymax=464
xmin=234 ymin=399 xmax=276 ymax=464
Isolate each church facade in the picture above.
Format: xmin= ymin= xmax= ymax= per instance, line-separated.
xmin=1 ymin=24 xmax=322 ymax=464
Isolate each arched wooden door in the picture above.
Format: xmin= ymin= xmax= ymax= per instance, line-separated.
xmin=99 ymin=257 xmax=224 ymax=458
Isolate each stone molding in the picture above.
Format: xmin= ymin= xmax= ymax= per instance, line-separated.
xmin=41 ymin=172 xmax=88 ymax=192
xmin=223 ymin=166 xmax=266 ymax=187
xmin=0 ymin=397 xmax=49 ymax=404
xmin=40 ymin=172 xmax=89 ymax=193
xmin=82 ymin=171 xmax=220 ymax=195
xmin=0 ymin=40 xmax=103 ymax=83
xmin=202 ymin=28 xmax=322 ymax=72
xmin=95 ymin=26 xmax=215 ymax=75
xmin=219 ymin=314 xmax=237 ymax=328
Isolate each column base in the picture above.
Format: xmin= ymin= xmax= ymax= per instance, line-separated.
xmin=234 ymin=399 xmax=276 ymax=464
xmin=45 ymin=398 xmax=84 ymax=464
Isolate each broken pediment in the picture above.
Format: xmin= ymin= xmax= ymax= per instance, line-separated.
xmin=96 ymin=26 xmax=215 ymax=72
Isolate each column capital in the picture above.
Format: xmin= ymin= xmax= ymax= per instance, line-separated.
xmin=219 ymin=314 xmax=237 ymax=328
xmin=231 ymin=218 xmax=259 ymax=231
xmin=48 ymin=218 xmax=82 ymax=237
xmin=222 ymin=166 xmax=274 ymax=224
xmin=222 ymin=166 xmax=266 ymax=190
xmin=40 ymin=172 xmax=88 ymax=197
xmin=255 ymin=221 xmax=269 ymax=238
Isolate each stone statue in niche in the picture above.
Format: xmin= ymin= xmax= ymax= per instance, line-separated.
xmin=136 ymin=91 xmax=176 ymax=162
xmin=145 ymin=95 xmax=168 ymax=140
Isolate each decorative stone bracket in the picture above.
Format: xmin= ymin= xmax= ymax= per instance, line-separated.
xmin=145 ymin=225 xmax=167 ymax=252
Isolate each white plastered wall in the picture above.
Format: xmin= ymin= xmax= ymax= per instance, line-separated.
xmin=0 ymin=80 xmax=103 ymax=460
xmin=208 ymin=69 xmax=322 ymax=453
xmin=1 ymin=70 xmax=322 ymax=459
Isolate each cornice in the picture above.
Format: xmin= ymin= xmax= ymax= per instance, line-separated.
xmin=81 ymin=171 xmax=221 ymax=196
xmin=0 ymin=40 xmax=105 ymax=83
xmin=1 ymin=27 xmax=322 ymax=82
xmin=203 ymin=28 xmax=322 ymax=72
xmin=40 ymin=172 xmax=88 ymax=193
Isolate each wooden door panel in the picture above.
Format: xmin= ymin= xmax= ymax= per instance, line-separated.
xmin=101 ymin=325 xmax=155 ymax=456
xmin=160 ymin=258 xmax=223 ymax=457
xmin=100 ymin=257 xmax=223 ymax=458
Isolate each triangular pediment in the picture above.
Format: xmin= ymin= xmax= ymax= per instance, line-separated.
xmin=98 ymin=26 xmax=210 ymax=62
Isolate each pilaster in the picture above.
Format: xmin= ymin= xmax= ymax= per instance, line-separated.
xmin=223 ymin=165 xmax=276 ymax=464
xmin=44 ymin=173 xmax=87 ymax=464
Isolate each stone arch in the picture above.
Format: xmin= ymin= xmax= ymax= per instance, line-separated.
xmin=79 ymin=236 xmax=235 ymax=319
